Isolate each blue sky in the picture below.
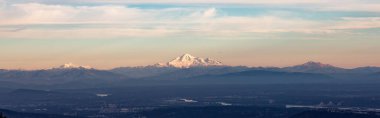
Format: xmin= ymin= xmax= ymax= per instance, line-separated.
xmin=0 ymin=0 xmax=380 ymax=69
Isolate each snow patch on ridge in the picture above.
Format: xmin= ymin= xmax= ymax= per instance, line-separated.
xmin=55 ymin=63 xmax=92 ymax=69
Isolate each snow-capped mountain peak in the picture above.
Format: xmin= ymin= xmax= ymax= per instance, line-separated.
xmin=177 ymin=53 xmax=196 ymax=61
xmin=301 ymin=61 xmax=335 ymax=68
xmin=56 ymin=63 xmax=92 ymax=69
xmin=155 ymin=54 xmax=223 ymax=68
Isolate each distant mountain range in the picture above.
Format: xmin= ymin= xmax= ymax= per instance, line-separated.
xmin=0 ymin=66 xmax=125 ymax=84
xmin=0 ymin=54 xmax=380 ymax=87
xmin=283 ymin=61 xmax=380 ymax=74
xmin=283 ymin=61 xmax=346 ymax=73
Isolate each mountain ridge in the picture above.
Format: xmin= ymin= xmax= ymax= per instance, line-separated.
xmin=283 ymin=61 xmax=347 ymax=73
xmin=0 ymin=54 xmax=379 ymax=71
xmin=0 ymin=55 xmax=380 ymax=86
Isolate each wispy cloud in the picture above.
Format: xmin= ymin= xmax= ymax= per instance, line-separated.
xmin=4 ymin=0 xmax=380 ymax=12
xmin=0 ymin=27 xmax=26 ymax=32
xmin=313 ymin=3 xmax=380 ymax=12
xmin=0 ymin=0 xmax=335 ymax=4
xmin=0 ymin=2 xmax=379 ymax=39
xmin=331 ymin=17 xmax=380 ymax=30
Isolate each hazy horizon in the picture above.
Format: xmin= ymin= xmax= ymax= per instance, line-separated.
xmin=0 ymin=53 xmax=379 ymax=70
xmin=1 ymin=0 xmax=380 ymax=69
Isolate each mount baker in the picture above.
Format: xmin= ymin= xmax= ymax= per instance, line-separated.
xmin=153 ymin=53 xmax=223 ymax=68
